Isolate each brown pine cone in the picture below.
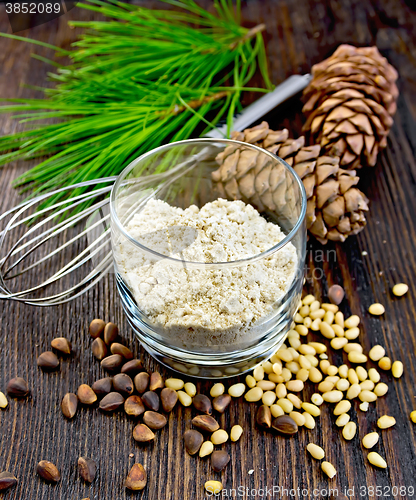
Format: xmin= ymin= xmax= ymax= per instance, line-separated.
xmin=302 ymin=44 xmax=398 ymax=169
xmin=212 ymin=121 xmax=369 ymax=244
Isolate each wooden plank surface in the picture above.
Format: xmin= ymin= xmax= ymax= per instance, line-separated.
xmin=1 ymin=1 xmax=416 ymax=499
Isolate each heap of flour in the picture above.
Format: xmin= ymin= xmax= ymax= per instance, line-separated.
xmin=116 ymin=198 xmax=297 ymax=348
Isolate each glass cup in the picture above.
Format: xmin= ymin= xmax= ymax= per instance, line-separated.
xmin=110 ymin=139 xmax=306 ymax=378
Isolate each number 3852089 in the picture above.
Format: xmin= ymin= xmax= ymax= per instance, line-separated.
xmin=5 ymin=3 xmax=62 ymax=14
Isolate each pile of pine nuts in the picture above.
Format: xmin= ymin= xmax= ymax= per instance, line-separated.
xmin=204 ymin=292 xmax=409 ymax=485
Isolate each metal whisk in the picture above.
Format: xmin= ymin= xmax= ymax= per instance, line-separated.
xmin=0 ymin=74 xmax=311 ymax=306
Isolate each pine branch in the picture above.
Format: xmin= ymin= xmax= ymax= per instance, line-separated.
xmin=0 ymin=0 xmax=272 ymax=214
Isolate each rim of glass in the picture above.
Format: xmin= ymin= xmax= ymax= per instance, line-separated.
xmin=110 ymin=138 xmax=307 ymax=268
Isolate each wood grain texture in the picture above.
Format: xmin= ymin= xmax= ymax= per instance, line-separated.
xmin=1 ymin=1 xmax=416 ymax=499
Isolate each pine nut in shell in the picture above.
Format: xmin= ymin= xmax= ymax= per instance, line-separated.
xmin=368 ymin=303 xmax=385 ymax=315
xmin=307 ymin=443 xmax=325 ymax=460
xmin=212 ymin=394 xmax=231 ymax=413
xmin=230 ymin=425 xmax=243 ymax=442
xmin=368 ymin=452 xmax=387 ymax=469
xmin=392 ymin=283 xmax=408 ymax=297
xmin=211 ymin=429 xmax=228 ymax=445
xmin=271 ymin=415 xmax=298 ymax=435
xmin=392 ymin=361 xmax=403 ymax=378
xmin=321 ymin=461 xmax=336 ymax=478
xmin=362 ymin=432 xmax=379 ymax=449
xmin=377 ymin=415 xmax=396 ymax=429
xmin=369 ymin=345 xmax=385 ymax=362
xmin=342 ymin=421 xmax=357 ymax=440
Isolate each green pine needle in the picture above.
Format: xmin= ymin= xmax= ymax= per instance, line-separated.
xmin=0 ymin=0 xmax=272 ymax=213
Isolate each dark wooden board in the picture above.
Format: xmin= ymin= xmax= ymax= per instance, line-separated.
xmin=1 ymin=1 xmax=416 ymax=499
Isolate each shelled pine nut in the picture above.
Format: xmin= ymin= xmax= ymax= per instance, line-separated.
xmin=321 ymin=461 xmax=337 ymax=478
xmin=377 ymin=415 xmax=396 ymax=429
xmin=368 ymin=368 xmax=380 ymax=383
xmin=244 ymin=387 xmax=263 ymax=402
xmin=333 ymin=400 xmax=351 ymax=415
xmin=378 ymin=357 xmax=392 ymax=371
xmin=311 ymin=393 xmax=323 ymax=406
xmin=368 ymin=452 xmax=387 ymax=468
xmin=335 ymin=413 xmax=350 ymax=427
xmin=369 ymin=345 xmax=385 ymax=362
xmin=368 ymin=303 xmax=385 ymax=316
xmin=287 ymin=393 xmax=302 ymax=409
xmin=307 ymin=443 xmax=325 ymax=460
xmin=303 ymin=412 xmax=316 ymax=429
xmin=270 ymin=404 xmax=284 ymax=418
xmin=245 ymin=375 xmax=256 ymax=389
xmin=392 ymin=361 xmax=403 ymax=378
xmin=362 ymin=432 xmax=379 ymax=449
xmin=322 ymin=391 xmax=343 ymax=403
xmin=392 ymin=283 xmax=408 ymax=297
xmin=346 ymin=384 xmax=361 ymax=400
xmin=289 ymin=411 xmax=305 ymax=427
xmin=342 ymin=421 xmax=357 ymax=440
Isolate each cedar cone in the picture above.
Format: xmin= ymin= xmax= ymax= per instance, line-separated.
xmin=302 ymin=44 xmax=398 ymax=169
xmin=212 ymin=121 xmax=369 ymax=244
